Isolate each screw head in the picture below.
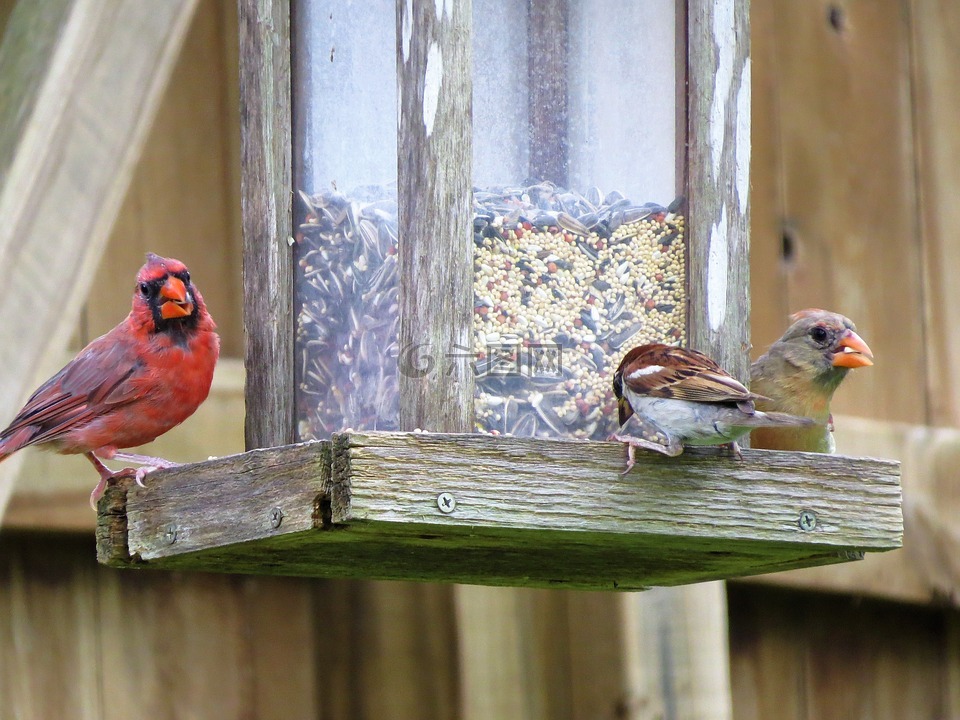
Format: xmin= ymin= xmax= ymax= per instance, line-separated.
xmin=436 ymin=492 xmax=457 ymax=514
xmin=163 ymin=524 xmax=179 ymax=545
xmin=270 ymin=507 xmax=284 ymax=529
xmin=798 ymin=510 xmax=817 ymax=531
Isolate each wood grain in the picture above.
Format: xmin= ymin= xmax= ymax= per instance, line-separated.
xmin=0 ymin=0 xmax=198 ymax=519
xmin=396 ymin=0 xmax=474 ymax=433
xmin=686 ymin=0 xmax=751 ymax=379
xmin=729 ymin=584 xmax=952 ymax=720
xmin=911 ymin=0 xmax=960 ymax=426
xmin=239 ymin=0 xmax=295 ymax=450
xmin=0 ymin=533 xmax=320 ymax=720
xmin=97 ymin=431 xmax=901 ymax=588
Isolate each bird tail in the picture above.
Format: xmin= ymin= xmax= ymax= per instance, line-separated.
xmin=752 ymin=411 xmax=818 ymax=428
xmin=0 ymin=427 xmax=35 ymax=464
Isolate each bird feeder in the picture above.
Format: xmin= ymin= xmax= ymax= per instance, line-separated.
xmin=97 ymin=0 xmax=902 ymax=588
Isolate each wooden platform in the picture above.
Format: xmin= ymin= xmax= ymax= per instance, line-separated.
xmin=96 ymin=431 xmax=902 ymax=591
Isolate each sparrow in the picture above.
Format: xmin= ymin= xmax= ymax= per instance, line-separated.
xmin=750 ymin=308 xmax=873 ymax=453
xmin=612 ymin=343 xmax=816 ymax=473
xmin=0 ymin=253 xmax=220 ymax=507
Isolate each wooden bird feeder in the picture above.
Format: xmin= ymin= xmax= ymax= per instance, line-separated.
xmin=97 ymin=0 xmax=902 ymax=588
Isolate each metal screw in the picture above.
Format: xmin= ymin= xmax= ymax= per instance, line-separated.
xmin=437 ymin=492 xmax=457 ymax=514
xmin=270 ymin=507 xmax=284 ymax=529
xmin=163 ymin=524 xmax=179 ymax=545
xmin=798 ymin=510 xmax=817 ymax=531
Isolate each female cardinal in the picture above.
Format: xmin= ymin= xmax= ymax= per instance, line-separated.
xmin=750 ymin=309 xmax=873 ymax=453
xmin=612 ymin=343 xmax=815 ymax=473
xmin=0 ymin=253 xmax=219 ymax=507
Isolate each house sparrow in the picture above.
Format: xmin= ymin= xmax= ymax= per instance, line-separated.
xmin=0 ymin=253 xmax=220 ymax=507
xmin=612 ymin=343 xmax=816 ymax=473
xmin=750 ymin=308 xmax=873 ymax=453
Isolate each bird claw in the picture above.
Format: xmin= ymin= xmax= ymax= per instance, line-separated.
xmin=87 ymin=465 xmax=157 ymax=510
xmin=727 ymin=441 xmax=744 ymax=460
xmin=134 ymin=465 xmax=157 ymax=487
xmin=89 ymin=476 xmax=109 ymax=510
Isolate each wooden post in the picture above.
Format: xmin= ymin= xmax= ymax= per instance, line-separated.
xmin=686 ymin=0 xmax=751 ymax=376
xmin=239 ymin=0 xmax=295 ymax=451
xmin=397 ymin=0 xmax=474 ymax=433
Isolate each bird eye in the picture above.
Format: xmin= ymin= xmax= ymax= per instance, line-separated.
xmin=811 ymin=326 xmax=828 ymax=343
xmin=181 ymin=271 xmax=190 ymax=285
xmin=139 ymin=282 xmax=150 ymax=295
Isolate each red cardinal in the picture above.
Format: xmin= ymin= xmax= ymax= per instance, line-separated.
xmin=0 ymin=253 xmax=219 ymax=507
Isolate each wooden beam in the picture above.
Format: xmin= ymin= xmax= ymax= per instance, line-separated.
xmin=397 ymin=0 xmax=474 ymax=432
xmin=0 ymin=0 xmax=199 ymax=519
xmin=239 ymin=0 xmax=294 ymax=450
xmin=96 ymin=431 xmax=901 ymax=588
xmin=686 ymin=0 xmax=752 ymax=376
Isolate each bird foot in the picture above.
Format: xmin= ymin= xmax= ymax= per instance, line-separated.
xmin=611 ymin=433 xmax=679 ymax=474
xmin=727 ymin=441 xmax=744 ymax=460
xmin=85 ymin=451 xmax=181 ymax=510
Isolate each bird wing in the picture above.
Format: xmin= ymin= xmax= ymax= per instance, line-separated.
xmin=618 ymin=345 xmax=756 ymax=405
xmin=0 ymin=326 xmax=144 ymax=449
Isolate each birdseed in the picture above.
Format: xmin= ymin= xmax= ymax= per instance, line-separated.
xmin=294 ymin=182 xmax=685 ymax=441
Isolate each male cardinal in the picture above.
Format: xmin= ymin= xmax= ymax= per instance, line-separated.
xmin=750 ymin=309 xmax=873 ymax=453
xmin=0 ymin=253 xmax=219 ymax=507
xmin=611 ymin=343 xmax=815 ymax=473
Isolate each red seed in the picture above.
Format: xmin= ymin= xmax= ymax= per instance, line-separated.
xmin=500 ymin=291 xmax=509 ymax=301
xmin=547 ymin=262 xmax=557 ymax=273
xmin=645 ymin=299 xmax=656 ymax=310
xmin=655 ymin=273 xmax=664 ymax=281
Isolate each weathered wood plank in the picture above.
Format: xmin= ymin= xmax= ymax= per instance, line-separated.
xmin=239 ymin=0 xmax=294 ymax=450
xmin=686 ymin=0 xmax=751 ymax=378
xmin=397 ymin=0 xmax=474 ymax=433
xmin=0 ymin=0 xmax=198 ymax=520
xmin=911 ymin=0 xmax=960 ymax=427
xmin=97 ymin=431 xmax=901 ymax=589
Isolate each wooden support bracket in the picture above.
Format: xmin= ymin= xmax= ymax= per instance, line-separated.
xmin=96 ymin=432 xmax=902 ymax=591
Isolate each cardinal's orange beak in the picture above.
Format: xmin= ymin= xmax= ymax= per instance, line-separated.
xmin=159 ymin=276 xmax=193 ymax=319
xmin=832 ymin=330 xmax=874 ymax=368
